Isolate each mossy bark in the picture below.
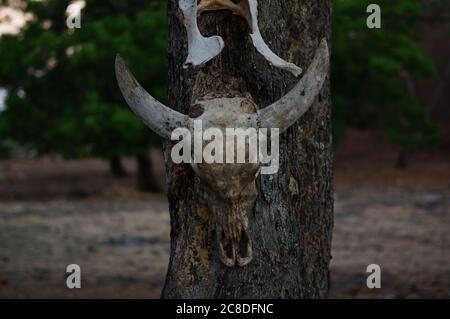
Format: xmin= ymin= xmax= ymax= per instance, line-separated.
xmin=162 ymin=0 xmax=333 ymax=298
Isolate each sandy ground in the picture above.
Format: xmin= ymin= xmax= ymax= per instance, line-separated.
xmin=0 ymin=197 xmax=170 ymax=298
xmin=0 ymin=189 xmax=448 ymax=299
xmin=0 ymin=137 xmax=449 ymax=299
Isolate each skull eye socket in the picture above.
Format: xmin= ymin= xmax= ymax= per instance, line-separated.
xmin=189 ymin=103 xmax=205 ymax=118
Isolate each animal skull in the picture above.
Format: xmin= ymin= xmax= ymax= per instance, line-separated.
xmin=190 ymin=95 xmax=260 ymax=266
xmin=115 ymin=1 xmax=329 ymax=266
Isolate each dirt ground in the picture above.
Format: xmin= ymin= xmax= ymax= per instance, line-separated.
xmin=0 ymin=132 xmax=449 ymax=299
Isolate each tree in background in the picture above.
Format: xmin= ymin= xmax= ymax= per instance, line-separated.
xmin=0 ymin=0 xmax=445 ymax=183
xmin=420 ymin=0 xmax=450 ymax=13
xmin=162 ymin=0 xmax=332 ymax=298
xmin=332 ymin=0 xmax=443 ymax=167
xmin=0 ymin=0 xmax=167 ymax=190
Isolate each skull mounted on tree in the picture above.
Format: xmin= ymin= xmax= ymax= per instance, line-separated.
xmin=115 ymin=0 xmax=329 ymax=267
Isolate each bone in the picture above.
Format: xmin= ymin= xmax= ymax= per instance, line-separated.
xmin=247 ymin=0 xmax=302 ymax=77
xmin=198 ymin=0 xmax=250 ymax=20
xmin=218 ymin=236 xmax=236 ymax=267
xmin=236 ymin=239 xmax=252 ymax=267
xmin=197 ymin=0 xmax=303 ymax=77
xmin=258 ymin=38 xmax=330 ymax=132
xmin=116 ymin=10 xmax=329 ymax=268
xmin=217 ymin=213 xmax=237 ymax=266
xmin=179 ymin=0 xmax=225 ymax=68
xmin=215 ymin=201 xmax=253 ymax=267
xmin=115 ymin=55 xmax=192 ymax=139
xmin=235 ymin=210 xmax=252 ymax=267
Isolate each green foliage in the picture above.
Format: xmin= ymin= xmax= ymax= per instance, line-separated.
xmin=0 ymin=0 xmax=166 ymax=159
xmin=0 ymin=0 xmax=443 ymax=161
xmin=333 ymin=0 xmax=443 ymax=152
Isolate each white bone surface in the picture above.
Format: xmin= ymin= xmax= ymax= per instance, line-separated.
xmin=179 ymin=0 xmax=225 ymax=68
xmin=247 ymin=0 xmax=302 ymax=77
xmin=116 ymin=38 xmax=329 ymax=146
xmin=115 ymin=55 xmax=192 ymax=139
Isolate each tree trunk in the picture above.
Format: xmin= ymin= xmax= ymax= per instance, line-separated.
xmin=136 ymin=152 xmax=160 ymax=192
xmin=395 ymin=149 xmax=408 ymax=169
xmin=162 ymin=0 xmax=333 ymax=298
xmin=109 ymin=156 xmax=128 ymax=178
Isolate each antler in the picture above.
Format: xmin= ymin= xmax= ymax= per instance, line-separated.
xmin=179 ymin=0 xmax=225 ymax=68
xmin=196 ymin=0 xmax=303 ymax=77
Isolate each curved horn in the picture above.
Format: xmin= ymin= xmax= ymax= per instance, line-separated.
xmin=257 ymin=39 xmax=330 ymax=132
xmin=115 ymin=55 xmax=191 ymax=139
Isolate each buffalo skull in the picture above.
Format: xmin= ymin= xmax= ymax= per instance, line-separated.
xmin=115 ymin=1 xmax=329 ymax=267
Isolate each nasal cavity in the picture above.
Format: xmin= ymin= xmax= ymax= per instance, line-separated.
xmin=239 ymin=228 xmax=250 ymax=257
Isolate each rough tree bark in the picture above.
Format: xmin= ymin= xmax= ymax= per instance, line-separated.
xmin=162 ymin=0 xmax=333 ymax=298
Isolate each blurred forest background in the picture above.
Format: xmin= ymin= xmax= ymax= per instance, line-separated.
xmin=0 ymin=0 xmax=448 ymax=298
